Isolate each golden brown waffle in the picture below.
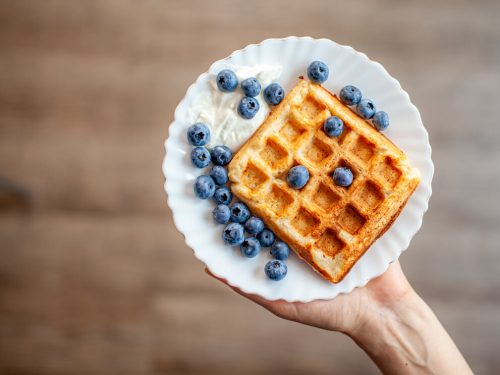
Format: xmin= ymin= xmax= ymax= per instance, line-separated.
xmin=228 ymin=79 xmax=420 ymax=283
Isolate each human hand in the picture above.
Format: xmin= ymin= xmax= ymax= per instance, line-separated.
xmin=207 ymin=261 xmax=473 ymax=374
xmin=206 ymin=260 xmax=412 ymax=336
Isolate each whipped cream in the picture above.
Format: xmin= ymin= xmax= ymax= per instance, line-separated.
xmin=186 ymin=64 xmax=283 ymax=150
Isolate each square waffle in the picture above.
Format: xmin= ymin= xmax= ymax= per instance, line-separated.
xmin=228 ymin=79 xmax=420 ymax=283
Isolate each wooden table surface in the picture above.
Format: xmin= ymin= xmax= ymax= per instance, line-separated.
xmin=1 ymin=0 xmax=499 ymax=374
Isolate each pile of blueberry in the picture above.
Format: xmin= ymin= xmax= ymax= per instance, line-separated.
xmin=306 ymin=60 xmax=390 ymax=132
xmin=221 ymin=204 xmax=290 ymax=281
xmin=303 ymin=60 xmax=391 ymax=188
xmin=338 ymin=85 xmax=389 ymax=131
xmin=188 ymin=69 xmax=292 ymax=281
xmin=189 ymin=124 xmax=289 ymax=281
xmin=216 ymin=69 xmax=285 ymax=120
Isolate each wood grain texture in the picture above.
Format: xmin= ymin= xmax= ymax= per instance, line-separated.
xmin=0 ymin=0 xmax=499 ymax=374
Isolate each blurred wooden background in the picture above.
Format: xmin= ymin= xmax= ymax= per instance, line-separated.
xmin=1 ymin=0 xmax=499 ymax=374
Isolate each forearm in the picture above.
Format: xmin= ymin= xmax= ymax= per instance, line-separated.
xmin=349 ymin=290 xmax=473 ymax=375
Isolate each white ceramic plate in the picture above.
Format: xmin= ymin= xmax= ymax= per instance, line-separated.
xmin=163 ymin=36 xmax=433 ymax=302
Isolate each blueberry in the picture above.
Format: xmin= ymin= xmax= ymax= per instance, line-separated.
xmin=213 ymin=186 xmax=232 ymax=205
xmin=210 ymin=165 xmax=228 ymax=185
xmin=222 ymin=222 xmax=245 ymax=246
xmin=264 ymin=260 xmax=288 ymax=281
xmin=213 ymin=204 xmax=230 ymax=224
xmin=240 ymin=237 xmax=261 ymax=258
xmin=333 ymin=167 xmax=353 ymax=187
xmin=307 ymin=61 xmax=329 ymax=84
xmin=230 ymin=202 xmax=250 ymax=223
xmin=187 ymin=123 xmax=211 ymax=146
xmin=372 ymin=111 xmax=389 ymax=131
xmin=263 ymin=83 xmax=285 ymax=105
xmin=244 ymin=216 xmax=264 ymax=235
xmin=193 ymin=175 xmax=216 ymax=199
xmin=211 ymin=146 xmax=233 ymax=166
xmin=191 ymin=147 xmax=211 ymax=168
xmin=271 ymin=241 xmax=290 ymax=261
xmin=238 ymin=96 xmax=260 ymax=119
xmin=356 ymin=99 xmax=377 ymax=119
xmin=257 ymin=229 xmax=275 ymax=247
xmin=216 ymin=69 xmax=238 ymax=92
xmin=240 ymin=77 xmax=261 ymax=97
xmin=323 ymin=116 xmax=344 ymax=138
xmin=339 ymin=85 xmax=362 ymax=106
xmin=287 ymin=165 xmax=309 ymax=189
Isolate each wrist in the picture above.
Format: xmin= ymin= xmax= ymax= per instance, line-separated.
xmin=339 ymin=264 xmax=416 ymax=339
xmin=348 ymin=287 xmax=422 ymax=347
xmin=346 ymin=288 xmax=473 ymax=375
xmin=348 ymin=289 xmax=432 ymax=373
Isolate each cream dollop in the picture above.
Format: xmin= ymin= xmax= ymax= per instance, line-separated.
xmin=186 ymin=64 xmax=282 ymax=150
